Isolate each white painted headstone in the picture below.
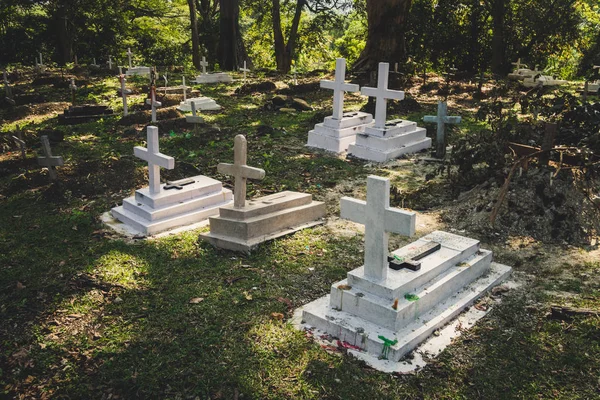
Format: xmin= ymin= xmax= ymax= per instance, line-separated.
xmin=127 ymin=48 xmax=133 ymax=69
xmin=340 ymin=175 xmax=416 ymax=281
xmin=240 ymin=61 xmax=250 ymax=83
xmin=217 ymin=135 xmax=266 ymax=208
xmin=38 ymin=135 xmax=64 ymax=180
xmin=361 ymin=63 xmax=404 ymax=130
xmin=133 ymin=126 xmax=175 ymax=195
xmin=320 ymin=58 xmax=359 ymax=121
xmin=200 ymin=56 xmax=208 ymax=75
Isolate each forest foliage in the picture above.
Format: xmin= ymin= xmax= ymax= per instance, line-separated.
xmin=0 ymin=0 xmax=599 ymax=78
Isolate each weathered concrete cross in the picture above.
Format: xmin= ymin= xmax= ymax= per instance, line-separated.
xmin=340 ymin=175 xmax=416 ymax=281
xmin=134 ymin=126 xmax=175 ymax=195
xmin=218 ymin=135 xmax=265 ymax=209
xmin=361 ymin=63 xmax=404 ymax=130
xmin=69 ymin=78 xmax=77 ymax=105
xmin=423 ymin=101 xmax=461 ymax=158
xmin=108 ymin=55 xmax=112 ymax=70
xmin=240 ymin=61 xmax=250 ymax=83
xmin=38 ymin=135 xmax=64 ymax=180
xmin=511 ymin=58 xmax=527 ymax=71
xmin=200 ymin=56 xmax=209 ymax=75
xmin=4 ymin=70 xmax=12 ymax=100
xmin=145 ymin=85 xmax=161 ymax=123
xmin=182 ymin=76 xmax=187 ymax=102
xmin=12 ymin=129 xmax=26 ymax=160
xmin=163 ymin=73 xmax=168 ymax=95
xmin=127 ymin=48 xmax=133 ymax=69
xmin=320 ymin=58 xmax=359 ymax=121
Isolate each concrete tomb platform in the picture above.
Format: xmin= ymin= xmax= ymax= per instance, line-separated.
xmin=299 ymin=230 xmax=512 ymax=364
xmin=200 ymin=134 xmax=325 ymax=252
xmin=200 ymin=191 xmax=326 ymax=252
xmin=58 ymin=105 xmax=115 ymax=124
xmin=126 ymin=66 xmax=151 ymax=76
xmin=348 ymin=119 xmax=431 ymax=163
xmin=111 ymin=175 xmax=232 ymax=236
xmin=307 ymin=111 xmax=374 ymax=154
xmin=109 ymin=126 xmax=232 ymax=236
xmin=295 ymin=176 xmax=511 ymax=369
xmin=177 ymin=97 xmax=221 ymax=112
xmin=192 ymin=73 xmax=233 ymax=84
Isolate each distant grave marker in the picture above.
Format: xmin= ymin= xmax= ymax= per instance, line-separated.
xmin=423 ymin=101 xmax=461 ymax=158
xmin=37 ymin=135 xmax=64 ymax=180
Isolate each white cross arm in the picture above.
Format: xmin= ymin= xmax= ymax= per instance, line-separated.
xmin=340 ymin=197 xmax=366 ymax=225
xmin=218 ymin=163 xmax=265 ymax=180
xmin=38 ymin=156 xmax=64 ymax=167
xmin=444 ymin=116 xmax=462 ymax=124
xmin=361 ymin=86 xmax=405 ymax=101
xmin=320 ymin=79 xmax=359 ymax=93
xmin=341 ymin=197 xmax=416 ymax=236
xmin=134 ymin=147 xmax=174 ymax=169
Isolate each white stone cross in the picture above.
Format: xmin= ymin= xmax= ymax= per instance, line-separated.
xmin=120 ymin=74 xmax=128 ymax=116
xmin=423 ymin=101 xmax=461 ymax=158
xmin=4 ymin=70 xmax=12 ymax=99
xmin=163 ymin=73 xmax=168 ymax=95
xmin=146 ymin=86 xmax=162 ymax=123
xmin=69 ymin=78 xmax=77 ymax=105
xmin=218 ymin=135 xmax=266 ymax=208
xmin=341 ymin=175 xmax=416 ymax=281
xmin=361 ymin=63 xmax=404 ymax=130
xmin=320 ymin=58 xmax=359 ymax=121
xmin=134 ymin=126 xmax=175 ymax=194
xmin=200 ymin=56 xmax=208 ymax=74
xmin=512 ymin=58 xmax=527 ymax=71
xmin=38 ymin=135 xmax=64 ymax=180
xmin=39 ymin=52 xmax=43 ymax=66
xmin=182 ymin=76 xmax=187 ymax=102
xmin=127 ymin=48 xmax=133 ymax=69
xmin=240 ymin=61 xmax=250 ymax=83
xmin=108 ymin=55 xmax=113 ymax=69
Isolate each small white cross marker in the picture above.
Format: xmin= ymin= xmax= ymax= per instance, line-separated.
xmin=108 ymin=55 xmax=112 ymax=70
xmin=240 ymin=61 xmax=250 ymax=83
xmin=127 ymin=48 xmax=133 ymax=69
xmin=200 ymin=56 xmax=209 ymax=74
xmin=38 ymin=136 xmax=64 ymax=180
xmin=218 ymin=135 xmax=265 ymax=208
xmin=134 ymin=126 xmax=175 ymax=194
xmin=340 ymin=175 xmax=416 ymax=281
xmin=423 ymin=101 xmax=461 ymax=158
xmin=320 ymin=58 xmax=359 ymax=121
xmin=511 ymin=58 xmax=527 ymax=71
xmin=361 ymin=63 xmax=404 ymax=130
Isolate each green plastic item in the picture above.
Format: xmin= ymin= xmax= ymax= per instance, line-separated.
xmin=404 ymin=293 xmax=420 ymax=302
xmin=378 ymin=335 xmax=398 ymax=360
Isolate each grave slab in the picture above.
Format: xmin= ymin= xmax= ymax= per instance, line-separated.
xmin=178 ymin=97 xmax=221 ymax=112
xmin=58 ymin=105 xmax=115 ymax=125
xmin=295 ymin=176 xmax=512 ymax=367
xmin=200 ymin=135 xmax=326 ymax=252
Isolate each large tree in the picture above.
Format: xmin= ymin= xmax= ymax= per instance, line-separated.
xmin=188 ymin=0 xmax=201 ymax=69
xmin=218 ymin=0 xmax=249 ymax=70
xmin=353 ymin=0 xmax=413 ymax=72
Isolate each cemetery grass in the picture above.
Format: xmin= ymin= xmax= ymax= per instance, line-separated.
xmin=1 ymin=69 xmax=599 ymax=399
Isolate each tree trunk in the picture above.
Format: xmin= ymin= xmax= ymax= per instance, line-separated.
xmin=353 ymin=0 xmax=413 ymax=73
xmin=466 ymin=0 xmax=481 ymax=74
xmin=188 ymin=0 xmax=201 ymax=69
xmin=272 ymin=0 xmax=305 ymax=73
xmin=490 ymin=0 xmax=506 ymax=75
xmin=218 ymin=0 xmax=249 ymax=70
xmin=54 ymin=5 xmax=74 ymax=65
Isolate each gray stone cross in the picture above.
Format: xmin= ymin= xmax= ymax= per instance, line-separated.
xmin=218 ymin=135 xmax=265 ymax=209
xmin=134 ymin=126 xmax=175 ymax=195
xmin=182 ymin=76 xmax=187 ymax=102
xmin=320 ymin=58 xmax=359 ymax=121
xmin=340 ymin=175 xmax=416 ymax=282
xmin=200 ymin=56 xmax=209 ymax=75
xmin=423 ymin=101 xmax=461 ymax=158
xmin=127 ymin=48 xmax=133 ymax=69
xmin=361 ymin=63 xmax=404 ymax=130
xmin=38 ymin=136 xmax=64 ymax=180
xmin=4 ymin=70 xmax=12 ymax=100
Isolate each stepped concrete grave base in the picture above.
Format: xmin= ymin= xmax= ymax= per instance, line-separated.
xmin=110 ymin=175 xmax=232 ymax=236
xmin=298 ymin=231 xmax=512 ymax=364
xmin=177 ymin=97 xmax=221 ymax=112
xmin=192 ymin=73 xmax=233 ymax=84
xmin=200 ymin=191 xmax=326 ymax=253
xmin=348 ymin=119 xmax=431 ymax=163
xmin=126 ymin=66 xmax=151 ymax=76
xmin=307 ymin=111 xmax=374 ymax=154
